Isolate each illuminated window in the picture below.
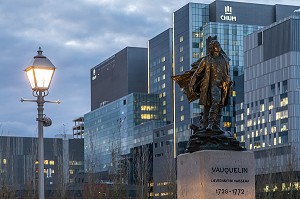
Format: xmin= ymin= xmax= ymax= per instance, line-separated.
xmin=163 ymin=109 xmax=166 ymax=114
xmin=180 ymin=46 xmax=183 ymax=52
xmin=180 ymin=56 xmax=184 ymax=62
xmin=260 ymin=104 xmax=265 ymax=112
xmin=141 ymin=105 xmax=156 ymax=111
xmin=161 ymin=57 xmax=166 ymax=62
xmin=35 ymin=161 xmax=39 ymax=165
xmin=271 ymin=126 xmax=276 ymax=133
xmin=274 ymin=137 xmax=277 ymax=145
xmin=269 ymin=102 xmax=274 ymax=110
xmin=3 ymin=159 xmax=7 ymax=165
xmin=163 ymin=100 xmax=166 ymax=106
xmin=141 ymin=114 xmax=154 ymax=119
xmin=276 ymin=110 xmax=288 ymax=120
xmin=249 ymin=144 xmax=252 ymax=150
xmin=162 ymin=74 xmax=165 ymax=80
xmin=262 ymin=116 xmax=265 ymax=123
xmin=180 ymin=115 xmax=184 ymax=121
xmin=162 ymin=66 xmax=165 ymax=71
xmin=44 ymin=160 xmax=48 ymax=165
xmin=180 ymin=106 xmax=184 ymax=111
xmin=232 ymin=91 xmax=236 ymax=96
xmin=223 ymin=122 xmax=231 ymax=127
xmin=180 ymin=66 xmax=184 ymax=72
xmin=280 ymin=97 xmax=288 ymax=107
xmin=162 ymin=83 xmax=165 ymax=89
xmin=247 ymin=119 xmax=252 ymax=127
xmin=247 ymin=108 xmax=250 ymax=115
xmin=180 ymin=36 xmax=183 ymax=42
xmin=281 ymin=123 xmax=288 ymax=132
xmin=69 ymin=170 xmax=74 ymax=175
xmin=241 ymin=135 xmax=244 ymax=142
xmin=279 ymin=137 xmax=282 ymax=144
xmin=193 ymin=53 xmax=200 ymax=58
xmin=50 ymin=160 xmax=54 ymax=165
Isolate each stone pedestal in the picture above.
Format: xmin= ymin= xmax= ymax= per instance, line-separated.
xmin=177 ymin=150 xmax=255 ymax=199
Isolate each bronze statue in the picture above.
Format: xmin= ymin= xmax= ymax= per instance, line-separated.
xmin=189 ymin=40 xmax=231 ymax=132
xmin=172 ymin=38 xmax=244 ymax=152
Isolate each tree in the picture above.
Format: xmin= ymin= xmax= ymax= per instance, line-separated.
xmin=134 ymin=144 xmax=152 ymax=199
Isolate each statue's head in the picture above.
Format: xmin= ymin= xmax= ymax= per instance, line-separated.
xmin=209 ymin=40 xmax=221 ymax=54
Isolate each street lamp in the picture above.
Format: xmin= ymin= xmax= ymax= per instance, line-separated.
xmin=21 ymin=47 xmax=60 ymax=199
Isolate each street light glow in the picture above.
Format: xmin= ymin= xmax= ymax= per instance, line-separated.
xmin=24 ymin=47 xmax=56 ymax=91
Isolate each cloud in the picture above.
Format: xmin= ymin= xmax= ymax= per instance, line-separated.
xmin=0 ymin=0 xmax=299 ymax=137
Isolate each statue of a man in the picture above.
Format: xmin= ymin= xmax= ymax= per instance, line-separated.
xmin=189 ymin=40 xmax=231 ymax=132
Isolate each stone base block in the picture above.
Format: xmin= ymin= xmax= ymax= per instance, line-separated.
xmin=177 ymin=150 xmax=255 ymax=199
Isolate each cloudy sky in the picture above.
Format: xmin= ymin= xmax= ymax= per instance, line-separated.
xmin=0 ymin=0 xmax=299 ymax=138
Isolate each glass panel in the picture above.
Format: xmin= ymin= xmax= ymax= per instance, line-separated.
xmin=26 ymin=68 xmax=36 ymax=89
xmin=34 ymin=68 xmax=54 ymax=89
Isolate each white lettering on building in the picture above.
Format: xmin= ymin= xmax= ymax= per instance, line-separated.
xmin=220 ymin=6 xmax=237 ymax=22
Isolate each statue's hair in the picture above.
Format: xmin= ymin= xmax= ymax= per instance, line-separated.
xmin=208 ymin=40 xmax=230 ymax=61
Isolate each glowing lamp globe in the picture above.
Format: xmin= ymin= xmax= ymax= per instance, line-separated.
xmin=25 ymin=47 xmax=56 ymax=91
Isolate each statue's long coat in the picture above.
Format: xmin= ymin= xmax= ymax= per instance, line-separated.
xmin=172 ymin=54 xmax=231 ymax=106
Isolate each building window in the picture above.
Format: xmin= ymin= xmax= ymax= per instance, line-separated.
xmin=180 ymin=56 xmax=184 ymax=62
xmin=180 ymin=106 xmax=184 ymax=111
xmin=2 ymin=159 xmax=7 ymax=165
xmin=280 ymin=97 xmax=288 ymax=107
xmin=180 ymin=46 xmax=183 ymax=52
xmin=223 ymin=122 xmax=232 ymax=128
xmin=271 ymin=126 xmax=276 ymax=133
xmin=180 ymin=66 xmax=184 ymax=72
xmin=180 ymin=36 xmax=184 ymax=42
xmin=50 ymin=160 xmax=54 ymax=165
xmin=180 ymin=96 xmax=184 ymax=101
xmin=44 ymin=160 xmax=48 ymax=165
xmin=162 ymin=65 xmax=166 ymax=71
xmin=281 ymin=122 xmax=288 ymax=132
xmin=180 ymin=115 xmax=184 ymax=121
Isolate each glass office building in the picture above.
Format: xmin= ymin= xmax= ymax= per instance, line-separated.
xmin=239 ymin=12 xmax=300 ymax=197
xmin=84 ymin=93 xmax=163 ymax=173
xmin=148 ymin=1 xmax=300 ymax=157
xmin=149 ymin=28 xmax=173 ymax=123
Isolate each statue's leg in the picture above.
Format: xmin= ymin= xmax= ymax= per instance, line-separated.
xmin=217 ymin=105 xmax=223 ymax=128
xmin=199 ymin=105 xmax=209 ymax=130
xmin=207 ymin=86 xmax=222 ymax=132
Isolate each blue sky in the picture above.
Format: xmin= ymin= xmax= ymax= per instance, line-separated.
xmin=0 ymin=0 xmax=299 ymax=137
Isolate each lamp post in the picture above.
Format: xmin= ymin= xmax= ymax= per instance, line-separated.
xmin=21 ymin=47 xmax=60 ymax=199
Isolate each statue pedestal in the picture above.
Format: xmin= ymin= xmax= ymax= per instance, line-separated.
xmin=177 ymin=150 xmax=255 ymax=199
